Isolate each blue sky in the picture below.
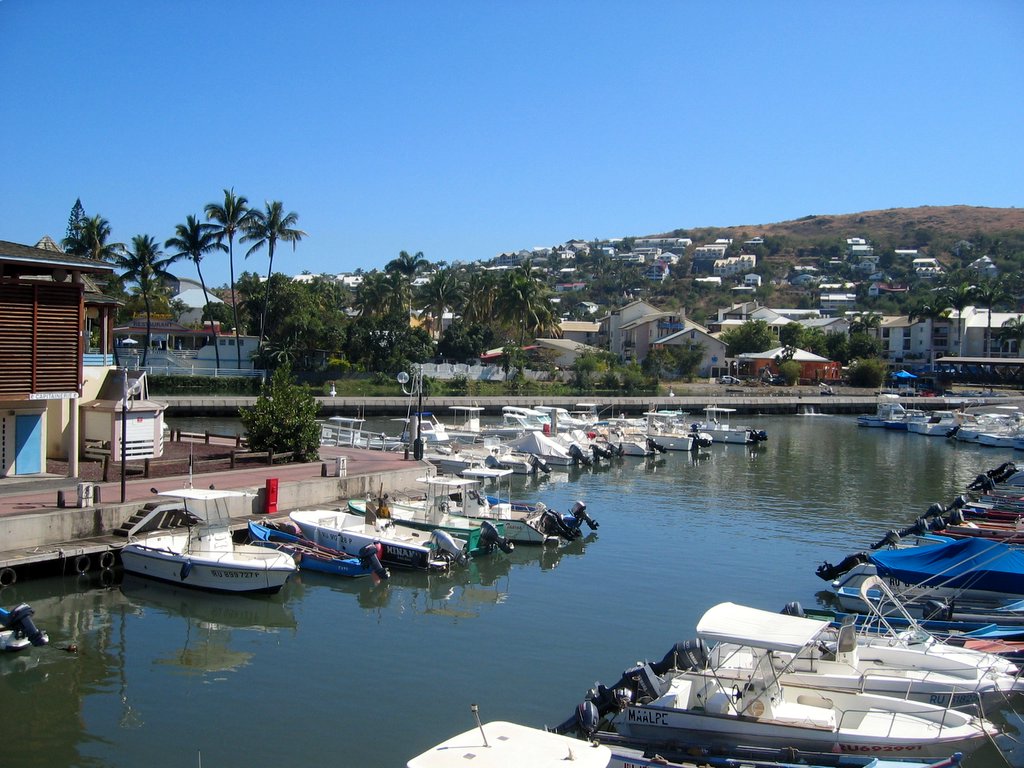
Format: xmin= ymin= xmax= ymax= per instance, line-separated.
xmin=2 ymin=1 xmax=1022 ymax=288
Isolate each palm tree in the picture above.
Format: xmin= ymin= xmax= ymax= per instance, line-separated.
xmin=939 ymin=281 xmax=975 ymax=356
xmin=62 ymin=214 xmax=121 ymax=262
xmin=462 ymin=271 xmax=499 ymax=326
xmin=847 ymin=311 xmax=883 ymax=336
xmin=385 ymin=250 xmax=429 ymax=318
xmin=996 ymin=316 xmax=1024 ymax=358
xmin=972 ymin=279 xmax=1010 ymax=357
xmin=495 ymin=262 xmax=559 ymax=344
xmin=241 ymin=201 xmax=307 ymax=343
xmin=205 ymin=188 xmax=252 ymax=368
xmin=418 ymin=268 xmax=461 ymax=338
xmin=165 ymin=215 xmax=222 ymax=369
xmin=115 ymin=235 xmax=181 ymax=367
xmin=907 ymin=301 xmax=950 ymax=363
xmin=354 ymin=271 xmax=397 ymax=318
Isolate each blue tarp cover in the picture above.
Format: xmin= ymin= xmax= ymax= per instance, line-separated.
xmin=869 ymin=538 xmax=1024 ymax=596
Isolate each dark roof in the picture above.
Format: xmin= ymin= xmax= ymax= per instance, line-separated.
xmin=0 ymin=239 xmax=115 ymax=274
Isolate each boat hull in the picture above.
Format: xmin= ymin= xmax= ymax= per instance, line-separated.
xmin=613 ymin=701 xmax=987 ymax=760
xmin=120 ymin=541 xmax=294 ymax=594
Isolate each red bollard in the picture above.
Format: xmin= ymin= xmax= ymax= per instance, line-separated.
xmin=265 ymin=478 xmax=279 ymax=514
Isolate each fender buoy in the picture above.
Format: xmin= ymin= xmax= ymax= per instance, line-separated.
xmin=99 ymin=551 xmax=115 ymax=570
xmin=74 ymin=555 xmax=90 ymax=574
xmin=0 ymin=567 xmax=16 ymax=586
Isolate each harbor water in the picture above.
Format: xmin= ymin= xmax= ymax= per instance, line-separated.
xmin=1 ymin=414 xmax=1021 ymax=767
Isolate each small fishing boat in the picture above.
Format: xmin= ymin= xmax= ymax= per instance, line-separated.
xmin=0 ymin=603 xmax=48 ymax=651
xmin=857 ymin=394 xmax=910 ymax=428
xmin=699 ymin=406 xmax=767 ymax=443
xmin=555 ymin=602 xmax=997 ymax=759
xmin=289 ymin=507 xmax=474 ymax=571
xmin=120 ymin=489 xmax=297 ymax=594
xmin=247 ymin=520 xmax=389 ymax=579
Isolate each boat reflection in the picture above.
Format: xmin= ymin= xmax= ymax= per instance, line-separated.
xmin=298 ymin=534 xmax=596 ymax=617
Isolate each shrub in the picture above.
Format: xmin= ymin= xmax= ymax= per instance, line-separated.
xmin=847 ymin=358 xmax=887 ymax=388
xmin=239 ymin=364 xmax=321 ymax=462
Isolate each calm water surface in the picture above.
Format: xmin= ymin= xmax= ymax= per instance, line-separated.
xmin=1 ymin=415 xmax=1019 ymax=767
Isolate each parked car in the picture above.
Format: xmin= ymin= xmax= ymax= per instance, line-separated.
xmin=718 ymin=375 xmax=741 ymax=385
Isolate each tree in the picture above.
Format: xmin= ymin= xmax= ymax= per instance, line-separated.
xmin=847 ymin=311 xmax=882 ymax=336
xmin=385 ymin=250 xmax=429 ymax=317
xmin=205 ymin=188 xmax=253 ymax=368
xmin=939 ymin=281 xmax=975 ymax=356
xmin=996 ymin=316 xmax=1024 ymax=357
xmin=847 ymin=358 xmax=887 ymax=388
xmin=462 ymin=271 xmax=500 ymax=326
xmin=495 ymin=262 xmax=559 ymax=344
xmin=972 ymin=279 xmax=1010 ymax=356
xmin=115 ymin=235 xmax=181 ymax=367
xmin=165 ymin=215 xmax=223 ymax=368
xmin=241 ymin=200 xmax=307 ymax=344
xmin=778 ymin=322 xmax=804 ymax=348
xmin=65 ymin=198 xmax=86 ymax=244
xmin=908 ymin=301 xmax=950 ymax=364
xmin=418 ymin=267 xmax=461 ymax=338
xmin=62 ymin=214 xmax=121 ymax=263
xmin=239 ymin=364 xmax=321 ymax=462
xmin=720 ymin=320 xmax=774 ymax=356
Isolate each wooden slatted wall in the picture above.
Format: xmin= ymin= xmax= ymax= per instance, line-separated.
xmin=0 ymin=282 xmax=83 ymax=396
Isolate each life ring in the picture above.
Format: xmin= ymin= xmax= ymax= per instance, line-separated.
xmin=0 ymin=567 xmax=16 ymax=586
xmin=74 ymin=555 xmax=90 ymax=574
xmin=99 ymin=551 xmax=116 ymax=570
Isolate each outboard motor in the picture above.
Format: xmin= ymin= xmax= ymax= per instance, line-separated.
xmin=646 ymin=437 xmax=668 ymax=454
xmin=0 ymin=603 xmax=48 ymax=647
xmin=946 ymin=425 xmax=961 ymax=439
xmin=780 ymin=601 xmax=805 ymax=618
xmin=967 ymin=473 xmax=995 ymax=492
xmin=540 ymin=508 xmax=580 ymax=541
xmin=553 ymin=699 xmax=600 ymax=737
xmin=430 ymin=529 xmax=468 ymax=566
xmin=924 ymin=502 xmax=947 ymax=519
xmin=358 ymin=542 xmax=390 ymax=580
xmin=922 ymin=598 xmax=954 ymax=622
xmin=591 ymin=442 xmax=613 ymax=460
xmin=527 ymin=453 xmax=551 ymax=474
xmin=871 ymin=529 xmax=902 ymax=550
xmin=650 ymin=638 xmax=706 ymax=675
xmin=947 ymin=507 xmax=965 ymax=526
xmin=816 ymin=552 xmax=868 ymax=581
xmin=568 ymin=443 xmax=592 ymax=467
xmin=752 ymin=429 xmax=768 ymax=442
xmin=478 ymin=520 xmax=515 ymax=554
xmin=567 ymin=500 xmax=599 ymax=531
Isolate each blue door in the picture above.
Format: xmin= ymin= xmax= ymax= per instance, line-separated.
xmin=15 ymin=414 xmax=43 ymax=475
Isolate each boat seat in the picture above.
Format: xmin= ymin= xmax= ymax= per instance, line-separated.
xmin=776 ymin=700 xmax=836 ymax=729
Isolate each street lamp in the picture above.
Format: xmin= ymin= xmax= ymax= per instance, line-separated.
xmin=397 ymin=365 xmax=424 ymax=460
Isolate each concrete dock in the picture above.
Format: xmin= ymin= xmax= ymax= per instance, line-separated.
xmin=0 ymin=445 xmax=427 ymax=584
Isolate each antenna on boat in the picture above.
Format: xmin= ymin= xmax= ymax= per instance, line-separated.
xmin=471 ymin=704 xmax=489 ymax=747
xmin=187 ymin=442 xmax=194 ymax=489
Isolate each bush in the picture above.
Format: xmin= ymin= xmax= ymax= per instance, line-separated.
xmin=148 ymin=374 xmax=264 ymax=395
xmin=239 ymin=364 xmax=321 ymax=462
xmin=778 ymin=360 xmax=801 ymax=386
xmin=847 ymin=358 xmax=887 ymax=388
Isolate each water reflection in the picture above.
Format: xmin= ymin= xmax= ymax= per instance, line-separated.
xmin=298 ymin=534 xmax=595 ymax=618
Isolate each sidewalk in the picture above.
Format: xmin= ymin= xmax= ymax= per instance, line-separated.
xmin=0 ymin=446 xmax=428 ymax=578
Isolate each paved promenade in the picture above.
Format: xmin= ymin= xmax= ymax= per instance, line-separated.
xmin=0 ymin=445 xmax=428 ymax=580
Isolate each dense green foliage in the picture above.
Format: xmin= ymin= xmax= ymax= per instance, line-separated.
xmin=847 ymin=358 xmax=887 ymax=388
xmin=239 ymin=365 xmax=321 ymax=462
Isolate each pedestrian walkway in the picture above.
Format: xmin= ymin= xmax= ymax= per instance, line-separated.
xmin=0 ymin=446 xmax=428 ymax=579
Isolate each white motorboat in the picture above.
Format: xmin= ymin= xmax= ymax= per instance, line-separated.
xmin=120 ymin=489 xmax=297 ymax=594
xmin=408 ymin=719 xmax=611 ymax=768
xmin=562 ymin=601 xmax=997 ymax=760
xmin=907 ymin=410 xmax=958 ymax=437
xmin=700 ymin=406 xmax=767 ymax=443
xmin=480 ymin=406 xmax=550 ymax=438
xmin=707 ymin=600 xmax=1022 ymax=710
xmin=320 ymin=416 xmax=404 ymax=450
xmin=289 ymin=507 xmax=470 ymax=571
xmin=409 ymin=716 xmax=966 ymax=768
xmin=644 ymin=411 xmax=696 ymax=451
xmin=506 ymin=429 xmax=582 ymax=467
xmin=857 ymin=394 xmax=909 ymax=428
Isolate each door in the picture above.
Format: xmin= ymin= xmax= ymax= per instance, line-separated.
xmin=15 ymin=413 xmax=43 ymax=475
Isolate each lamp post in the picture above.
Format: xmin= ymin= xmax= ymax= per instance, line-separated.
xmin=397 ymin=364 xmax=424 ymax=460
xmin=120 ymin=369 xmax=128 ymax=503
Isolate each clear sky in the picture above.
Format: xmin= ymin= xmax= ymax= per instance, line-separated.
xmin=2 ymin=1 xmax=1022 ymax=288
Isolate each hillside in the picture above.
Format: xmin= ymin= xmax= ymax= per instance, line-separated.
xmin=663 ymin=205 xmax=1024 ymax=244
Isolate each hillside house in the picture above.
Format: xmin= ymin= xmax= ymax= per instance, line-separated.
xmin=652 ymin=320 xmax=727 ymax=378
